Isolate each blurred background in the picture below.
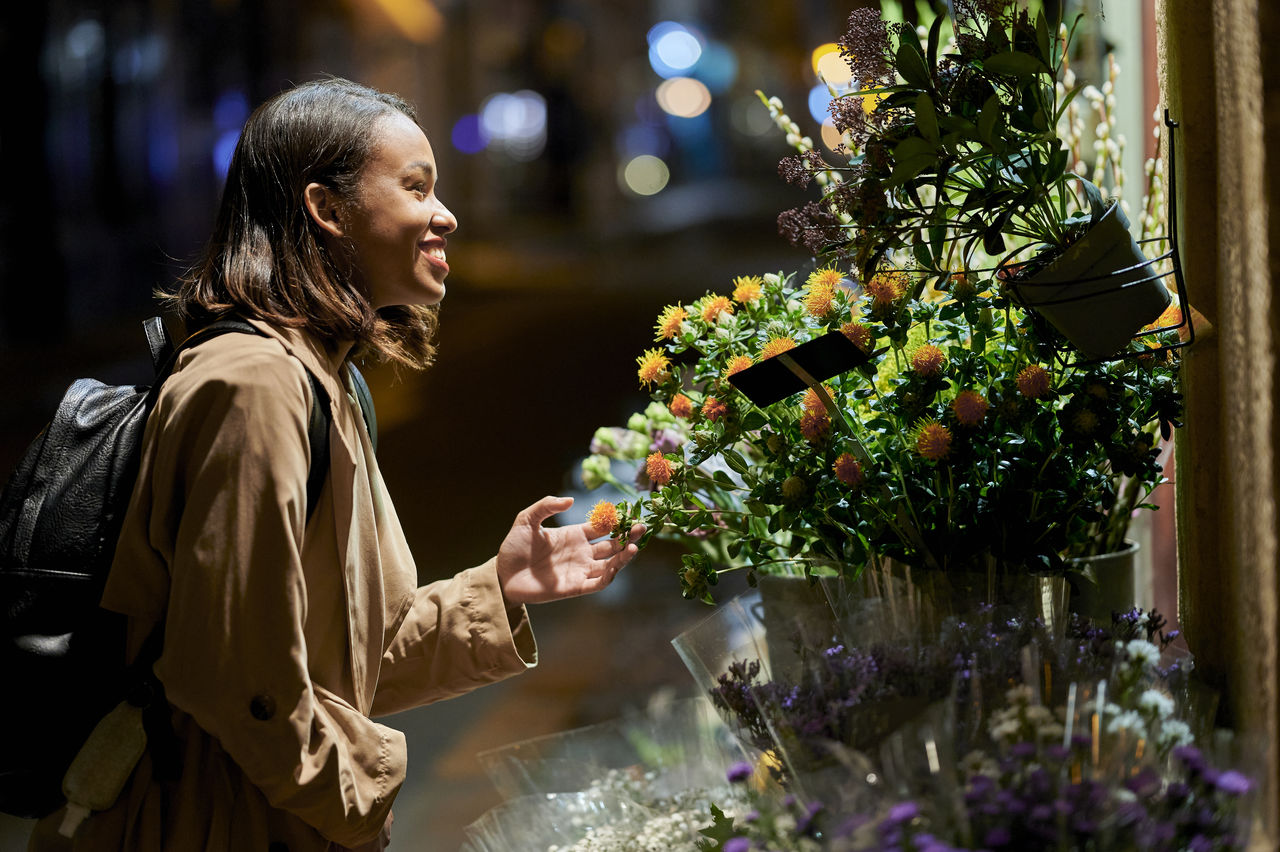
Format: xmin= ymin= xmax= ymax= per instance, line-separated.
xmin=0 ymin=1 xmax=1161 ymax=849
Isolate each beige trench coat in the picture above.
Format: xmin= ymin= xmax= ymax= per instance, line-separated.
xmin=30 ymin=320 xmax=537 ymax=851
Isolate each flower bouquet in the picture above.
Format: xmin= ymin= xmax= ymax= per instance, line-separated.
xmin=582 ymin=1 xmax=1184 ymax=607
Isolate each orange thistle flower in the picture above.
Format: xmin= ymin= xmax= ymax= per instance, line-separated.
xmin=950 ymin=390 xmax=989 ymax=426
xmin=803 ymin=283 xmax=836 ymax=318
xmin=702 ymin=396 xmax=729 ymax=422
xmin=909 ymin=344 xmax=947 ymax=378
xmin=1015 ymin=364 xmax=1052 ymax=399
xmin=833 ymin=452 xmax=863 ymax=487
xmin=669 ymin=393 xmax=694 ymax=419
xmin=725 ymin=354 xmax=754 ymax=377
xmin=655 ymin=304 xmax=688 ymax=341
xmin=1071 ymin=409 xmax=1100 ymax=434
xmin=840 ymin=321 xmax=873 ymax=353
xmin=864 ymin=269 xmax=906 ymax=308
xmin=645 ymin=452 xmax=674 ymax=487
xmin=802 ymin=385 xmax=832 ymax=414
xmin=636 ymin=348 xmax=670 ymax=388
xmin=731 ymin=275 xmax=764 ymax=304
xmin=915 ymin=420 xmax=952 ymax=461
xmin=587 ymin=500 xmax=619 ymax=535
xmin=700 ymin=295 xmax=734 ymax=324
xmin=759 ymin=336 xmax=797 ymax=360
xmin=799 ymin=410 xmax=830 ymax=443
xmin=807 ymin=266 xmax=844 ymax=290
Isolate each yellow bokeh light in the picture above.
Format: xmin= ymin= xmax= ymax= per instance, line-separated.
xmin=811 ymin=43 xmax=852 ymax=86
xmin=655 ymin=77 xmax=712 ymax=118
xmin=621 ymin=155 xmax=670 ymax=196
xmin=820 ymin=119 xmax=847 ymax=152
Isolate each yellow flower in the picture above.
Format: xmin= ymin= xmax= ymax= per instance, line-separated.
xmin=802 ymin=385 xmax=832 ymax=414
xmin=587 ymin=500 xmax=619 ymax=535
xmin=669 ymin=393 xmax=694 ymax=419
xmin=725 ymin=354 xmax=754 ymax=377
xmin=864 ymin=269 xmax=907 ymax=308
xmin=951 ymin=390 xmax=989 ymax=427
xmin=731 ymin=275 xmax=764 ymax=304
xmin=655 ymin=305 xmax=688 ymax=341
xmin=759 ymin=336 xmax=797 ymax=360
xmin=804 ymin=284 xmax=836 ymax=318
xmin=909 ymin=344 xmax=947 ymax=378
xmin=1015 ymin=364 xmax=1052 ymax=399
xmin=806 ymin=266 xmax=844 ymax=291
xmin=700 ymin=295 xmax=734 ymax=324
xmin=841 ymin=321 xmax=873 ymax=353
xmin=833 ymin=452 xmax=863 ymax=487
xmin=915 ymin=420 xmax=952 ymax=461
xmin=645 ymin=452 xmax=674 ymax=487
xmin=636 ymin=349 xmax=670 ymax=388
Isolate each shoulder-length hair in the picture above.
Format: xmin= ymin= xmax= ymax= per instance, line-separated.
xmin=160 ymin=77 xmax=438 ymax=369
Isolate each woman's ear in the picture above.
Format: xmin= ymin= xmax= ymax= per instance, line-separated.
xmin=304 ymin=182 xmax=345 ymax=237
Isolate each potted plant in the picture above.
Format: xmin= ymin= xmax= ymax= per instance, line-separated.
xmin=779 ymin=0 xmax=1170 ymax=360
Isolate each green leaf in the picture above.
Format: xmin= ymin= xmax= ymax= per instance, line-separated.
xmin=895 ymin=39 xmax=932 ymax=89
xmin=889 ymin=153 xmax=937 ymax=186
xmin=926 ymin=11 xmax=945 ymax=73
xmin=915 ymin=93 xmax=939 ymax=143
xmin=893 ymin=135 xmax=935 ymax=162
xmin=722 ymin=449 xmax=749 ymax=474
xmin=982 ymin=51 xmax=1050 ymax=78
xmin=978 ymin=94 xmax=1002 ymax=146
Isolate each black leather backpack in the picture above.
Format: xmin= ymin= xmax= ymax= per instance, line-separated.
xmin=0 ymin=317 xmax=375 ymax=818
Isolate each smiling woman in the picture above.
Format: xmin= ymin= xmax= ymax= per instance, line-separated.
xmin=27 ymin=77 xmax=643 ymax=852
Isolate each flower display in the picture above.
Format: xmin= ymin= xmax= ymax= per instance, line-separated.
xmin=584 ymin=2 xmax=1184 ymax=602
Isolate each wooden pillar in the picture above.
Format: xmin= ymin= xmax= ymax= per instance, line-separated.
xmin=1160 ymin=0 xmax=1280 ymax=841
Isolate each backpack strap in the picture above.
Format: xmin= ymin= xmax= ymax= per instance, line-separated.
xmin=346 ymin=363 xmax=378 ymax=455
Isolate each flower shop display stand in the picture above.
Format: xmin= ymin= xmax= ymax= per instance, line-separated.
xmin=1066 ymin=539 xmax=1140 ymax=624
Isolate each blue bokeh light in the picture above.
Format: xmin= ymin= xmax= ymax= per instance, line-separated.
xmin=808 ymin=83 xmax=834 ymax=124
xmin=451 ymin=114 xmax=488 ymax=154
xmin=647 ymin=21 xmax=704 ymax=79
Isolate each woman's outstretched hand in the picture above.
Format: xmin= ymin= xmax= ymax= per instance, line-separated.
xmin=496 ymin=496 xmax=644 ymax=605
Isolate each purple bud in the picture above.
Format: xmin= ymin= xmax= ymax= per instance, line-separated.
xmin=1216 ymin=770 xmax=1252 ymax=795
xmin=726 ymin=761 xmax=753 ymax=784
xmin=886 ymin=801 xmax=919 ymax=824
xmin=724 ymin=838 xmax=752 ymax=852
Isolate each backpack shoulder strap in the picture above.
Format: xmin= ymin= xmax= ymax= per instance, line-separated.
xmin=346 ymin=363 xmax=378 ymax=455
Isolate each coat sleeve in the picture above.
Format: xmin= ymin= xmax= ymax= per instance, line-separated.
xmin=144 ymin=344 xmax=401 ymax=849
xmin=370 ymin=558 xmax=537 ymax=717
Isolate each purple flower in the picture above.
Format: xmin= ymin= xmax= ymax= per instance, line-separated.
xmin=886 ymin=801 xmax=919 ymax=824
xmin=725 ymin=761 xmax=753 ymax=784
xmin=1216 ymin=769 xmax=1252 ymax=795
xmin=983 ymin=826 xmax=1012 ymax=846
xmin=724 ymin=838 xmax=751 ymax=852
xmin=649 ymin=428 xmax=682 ymax=454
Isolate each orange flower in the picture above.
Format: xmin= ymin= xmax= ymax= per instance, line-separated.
xmin=1071 ymin=409 xmax=1100 ymax=434
xmin=833 ymin=452 xmax=863 ymax=487
xmin=700 ymin=295 xmax=734 ymax=324
xmin=725 ymin=354 xmax=754 ymax=377
xmin=840 ymin=321 xmax=873 ymax=353
xmin=645 ymin=452 xmax=674 ymax=486
xmin=915 ymin=420 xmax=952 ymax=461
xmin=807 ymin=266 xmax=844 ymax=291
xmin=731 ymin=275 xmax=764 ymax=304
xmin=702 ymin=396 xmax=729 ymax=422
xmin=587 ymin=500 xmax=619 ymax=535
xmin=1015 ymin=364 xmax=1052 ymax=399
xmin=636 ymin=349 xmax=670 ymax=388
xmin=759 ymin=336 xmax=797 ymax=360
xmin=669 ymin=393 xmax=694 ymax=419
xmin=655 ymin=305 xmax=688 ymax=341
xmin=802 ymin=385 xmax=832 ymax=414
xmin=950 ymin=390 xmax=989 ymax=426
xmin=909 ymin=344 xmax=947 ymax=378
xmin=864 ymin=269 xmax=906 ymax=308
xmin=804 ymin=283 xmax=836 ymax=318
xmin=799 ymin=410 xmax=830 ymax=443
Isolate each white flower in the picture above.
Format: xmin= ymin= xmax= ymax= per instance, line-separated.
xmin=1106 ymin=709 xmax=1146 ymax=735
xmin=1138 ymin=689 xmax=1175 ymax=718
xmin=1124 ymin=639 xmax=1161 ymax=668
xmin=1158 ymin=719 xmax=1193 ymax=750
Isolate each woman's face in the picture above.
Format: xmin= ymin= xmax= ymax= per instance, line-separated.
xmin=343 ymin=111 xmax=457 ymax=308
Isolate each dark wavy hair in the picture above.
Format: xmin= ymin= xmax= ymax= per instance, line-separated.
xmin=160 ymin=77 xmax=439 ymax=369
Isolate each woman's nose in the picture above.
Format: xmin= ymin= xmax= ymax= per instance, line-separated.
xmin=432 ymin=201 xmax=457 ymax=235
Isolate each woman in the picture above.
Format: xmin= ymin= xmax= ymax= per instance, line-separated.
xmin=30 ymin=77 xmax=642 ymax=851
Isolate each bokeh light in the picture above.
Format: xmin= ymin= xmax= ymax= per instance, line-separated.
xmin=820 ymin=119 xmax=847 ymax=152
xmin=647 ymin=21 xmax=703 ymax=78
xmin=480 ymin=90 xmax=547 ymax=160
xmin=812 ymin=42 xmax=853 ymax=85
xmin=620 ymin=154 xmax=670 ymax=196
xmin=451 ymin=113 xmax=487 ymax=154
xmin=690 ymin=41 xmax=737 ymax=93
xmin=730 ymin=94 xmax=774 ymax=137
xmin=808 ymin=83 xmax=834 ymax=124
xmin=655 ymin=77 xmax=712 ymax=119
xmin=617 ymin=123 xmax=670 ymax=159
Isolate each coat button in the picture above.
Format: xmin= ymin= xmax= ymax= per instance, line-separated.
xmin=249 ymin=694 xmax=276 ymax=721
